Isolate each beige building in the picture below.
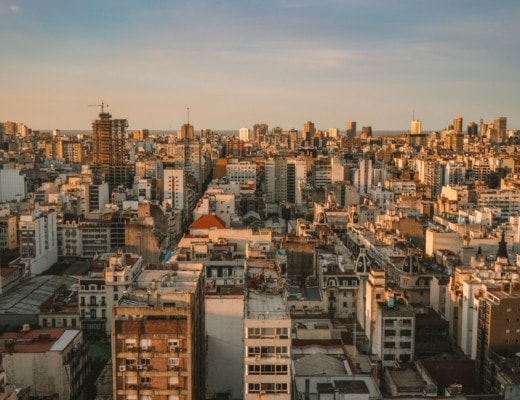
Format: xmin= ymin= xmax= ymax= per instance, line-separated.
xmin=112 ymin=263 xmax=205 ymax=400
xmin=244 ymin=289 xmax=291 ymax=399
xmin=0 ymin=327 xmax=90 ymax=400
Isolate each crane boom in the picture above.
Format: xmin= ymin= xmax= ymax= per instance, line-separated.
xmin=88 ymin=101 xmax=109 ymax=114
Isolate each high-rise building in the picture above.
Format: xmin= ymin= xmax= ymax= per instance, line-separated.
xmin=467 ymin=122 xmax=478 ymax=136
xmin=453 ymin=116 xmax=463 ymax=133
xmin=328 ymin=127 xmax=339 ymax=138
xmin=179 ymin=123 xmax=194 ymax=140
xmin=112 ymin=263 xmax=206 ymax=400
xmin=493 ymin=116 xmax=507 ymax=141
xmin=346 ymin=120 xmax=356 ymax=137
xmin=253 ymin=123 xmax=268 ymax=143
xmin=302 ymin=121 xmax=315 ymax=141
xmin=361 ymin=126 xmax=372 ymax=138
xmin=239 ymin=127 xmax=250 ymax=142
xmin=164 ymin=167 xmax=185 ymax=211
xmin=91 ymin=110 xmax=133 ymax=191
xmin=18 ymin=207 xmax=58 ymax=275
xmin=244 ymin=288 xmax=291 ymax=399
xmin=411 ymin=119 xmax=422 ymax=134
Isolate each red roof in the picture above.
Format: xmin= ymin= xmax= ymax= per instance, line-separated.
xmin=0 ymin=328 xmax=76 ymax=353
xmin=189 ymin=214 xmax=226 ymax=230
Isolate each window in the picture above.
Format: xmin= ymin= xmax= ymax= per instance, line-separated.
xmin=42 ymin=318 xmax=48 ymax=327
xmin=140 ymin=376 xmax=151 ymax=386
xmin=140 ymin=358 xmax=151 ymax=365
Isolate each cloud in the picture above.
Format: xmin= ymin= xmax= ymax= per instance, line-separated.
xmin=10 ymin=4 xmax=21 ymax=13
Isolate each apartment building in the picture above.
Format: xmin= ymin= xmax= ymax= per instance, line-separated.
xmin=244 ymin=289 xmax=291 ymax=399
xmin=0 ymin=327 xmax=90 ymax=400
xmin=112 ymin=263 xmax=205 ymax=400
xmin=18 ymin=207 xmax=58 ymax=274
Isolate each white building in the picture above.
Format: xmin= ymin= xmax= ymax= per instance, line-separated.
xmin=239 ymin=127 xmax=250 ymax=142
xmin=354 ymin=157 xmax=373 ymax=196
xmin=244 ymin=291 xmax=291 ymax=399
xmin=18 ymin=208 xmax=58 ymax=275
xmin=226 ymin=159 xmax=256 ymax=189
xmin=192 ymin=191 xmax=236 ymax=227
xmin=0 ymin=167 xmax=26 ymax=202
xmin=206 ymin=293 xmax=244 ymax=399
xmin=164 ymin=167 xmax=185 ymax=210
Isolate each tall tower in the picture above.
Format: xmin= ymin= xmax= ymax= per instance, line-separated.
xmin=91 ymin=109 xmax=132 ymax=191
xmin=453 ymin=116 xmax=463 ymax=133
xmin=346 ymin=120 xmax=356 ymax=137
xmin=302 ymin=121 xmax=315 ymax=141
xmin=493 ymin=116 xmax=507 ymax=141
xmin=410 ymin=119 xmax=422 ymax=134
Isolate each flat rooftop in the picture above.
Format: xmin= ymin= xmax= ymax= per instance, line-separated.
xmin=246 ymin=290 xmax=289 ymax=320
xmin=0 ymin=275 xmax=77 ymax=316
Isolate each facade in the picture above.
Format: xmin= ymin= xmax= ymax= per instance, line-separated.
xmin=244 ymin=291 xmax=291 ymax=399
xmin=226 ymin=159 xmax=256 ymax=189
xmin=239 ymin=127 xmax=250 ymax=142
xmin=18 ymin=208 xmax=58 ymax=275
xmin=0 ymin=328 xmax=90 ymax=400
xmin=0 ymin=167 xmax=26 ymax=203
xmin=111 ymin=263 xmax=205 ymax=400
xmin=164 ymin=167 xmax=185 ymax=211
xmin=91 ymin=110 xmax=133 ymax=190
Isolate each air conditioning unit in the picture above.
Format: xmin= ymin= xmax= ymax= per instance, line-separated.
xmin=127 ymin=365 xmax=134 ymax=370
xmin=137 ymin=365 xmax=143 ymax=370
xmin=119 ymin=365 xmax=126 ymax=372
xmin=142 ymin=365 xmax=149 ymax=370
xmin=169 ymin=346 xmax=179 ymax=352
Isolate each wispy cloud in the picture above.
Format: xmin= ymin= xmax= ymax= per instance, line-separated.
xmin=10 ymin=4 xmax=21 ymax=13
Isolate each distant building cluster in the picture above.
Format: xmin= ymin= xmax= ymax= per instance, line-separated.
xmin=1 ymin=114 xmax=520 ymax=400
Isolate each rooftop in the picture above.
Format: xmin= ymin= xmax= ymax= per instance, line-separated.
xmin=246 ymin=290 xmax=289 ymax=320
xmin=0 ymin=328 xmax=80 ymax=353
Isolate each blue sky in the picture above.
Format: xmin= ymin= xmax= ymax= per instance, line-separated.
xmin=1 ymin=0 xmax=519 ymax=131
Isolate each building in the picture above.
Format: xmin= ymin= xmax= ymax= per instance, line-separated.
xmin=91 ymin=108 xmax=133 ymax=191
xmin=346 ymin=120 xmax=356 ymax=138
xmin=244 ymin=289 xmax=291 ymax=399
xmin=239 ymin=127 xmax=250 ymax=142
xmin=0 ymin=167 xmax=26 ymax=203
xmin=411 ymin=119 xmax=422 ymax=134
xmin=226 ymin=159 xmax=256 ymax=190
xmin=476 ymin=284 xmax=520 ymax=393
xmin=302 ymin=121 xmax=315 ymax=142
xmin=18 ymin=208 xmax=58 ymax=275
xmin=111 ymin=263 xmax=205 ymax=400
xmin=0 ymin=327 xmax=91 ymax=400
xmin=453 ymin=116 xmax=463 ymax=133
xmin=0 ymin=207 xmax=17 ymax=252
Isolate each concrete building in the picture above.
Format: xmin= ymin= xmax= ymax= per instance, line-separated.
xmin=111 ymin=263 xmax=205 ymax=400
xmin=226 ymin=159 xmax=256 ymax=190
xmin=239 ymin=127 xmax=250 ymax=142
xmin=410 ymin=119 xmax=422 ymax=134
xmin=244 ymin=289 xmax=291 ymax=399
xmin=18 ymin=208 xmax=58 ymax=275
xmin=0 ymin=327 xmax=90 ymax=400
xmin=0 ymin=207 xmax=18 ymax=252
xmin=0 ymin=167 xmax=26 ymax=202
xmin=346 ymin=120 xmax=356 ymax=138
xmin=205 ymin=290 xmax=244 ymax=400
xmin=91 ymin=108 xmax=133 ymax=190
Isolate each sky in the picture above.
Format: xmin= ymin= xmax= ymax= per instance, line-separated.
xmin=1 ymin=0 xmax=519 ymax=132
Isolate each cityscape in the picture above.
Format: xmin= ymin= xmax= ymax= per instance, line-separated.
xmin=0 ymin=113 xmax=520 ymax=400
xmin=2 ymin=1 xmax=520 ymax=400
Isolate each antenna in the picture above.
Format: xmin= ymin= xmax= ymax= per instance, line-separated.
xmin=186 ymin=106 xmax=190 ymax=124
xmin=89 ymin=101 xmax=109 ymax=114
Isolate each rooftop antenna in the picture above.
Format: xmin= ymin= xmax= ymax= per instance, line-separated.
xmin=89 ymin=101 xmax=109 ymax=115
xmin=186 ymin=106 xmax=190 ymax=124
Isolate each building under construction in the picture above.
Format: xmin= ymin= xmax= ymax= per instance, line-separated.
xmin=91 ymin=108 xmax=134 ymax=191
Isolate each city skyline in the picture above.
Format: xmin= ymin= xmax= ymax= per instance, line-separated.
xmin=1 ymin=0 xmax=519 ymax=131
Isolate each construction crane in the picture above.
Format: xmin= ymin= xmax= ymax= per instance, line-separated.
xmin=88 ymin=101 xmax=109 ymax=114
